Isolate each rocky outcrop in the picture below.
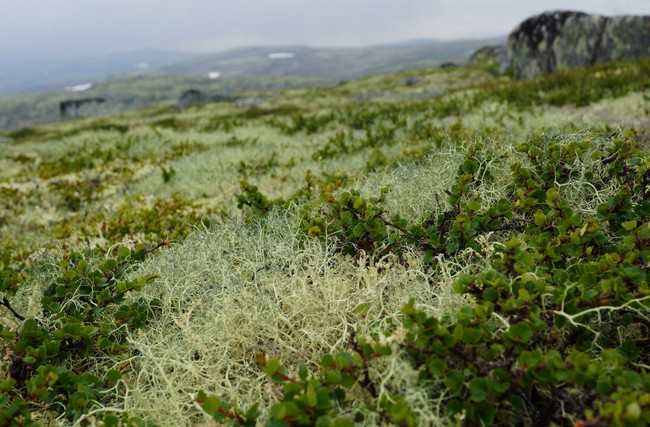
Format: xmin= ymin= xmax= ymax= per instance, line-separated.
xmin=469 ymin=45 xmax=509 ymax=73
xmin=509 ymin=11 xmax=650 ymax=79
xmin=59 ymin=97 xmax=106 ymax=119
xmin=177 ymin=89 xmax=238 ymax=109
xmin=178 ymin=89 xmax=205 ymax=109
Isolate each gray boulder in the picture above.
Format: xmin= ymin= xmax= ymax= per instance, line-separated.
xmin=469 ymin=45 xmax=510 ymax=73
xmin=178 ymin=89 xmax=205 ymax=108
xmin=509 ymin=10 xmax=650 ymax=79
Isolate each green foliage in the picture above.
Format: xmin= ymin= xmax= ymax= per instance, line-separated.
xmin=29 ymin=137 xmax=206 ymax=181
xmin=56 ymin=120 xmax=131 ymax=140
xmin=204 ymin=129 xmax=650 ymax=426
xmin=198 ymin=350 xmax=406 ymax=427
xmin=0 ymin=243 xmax=163 ymax=425
xmin=4 ymin=54 xmax=650 ymax=426
xmin=4 ymin=127 xmax=42 ymax=142
xmin=151 ymin=117 xmax=190 ymax=130
xmin=479 ymin=58 xmax=650 ymax=110
xmin=300 ymin=186 xmax=403 ymax=257
xmin=200 ymin=116 xmax=243 ymax=133
xmin=237 ymin=181 xmax=284 ymax=217
xmin=302 ymin=142 xmax=515 ymax=262
xmin=238 ymin=152 xmax=280 ymax=179
xmin=271 ymin=112 xmax=335 ymax=135
xmin=0 ymin=256 xmax=27 ymax=305
xmin=160 ymin=165 xmax=176 ymax=183
xmin=240 ymin=105 xmax=303 ymax=119
xmin=100 ymin=194 xmax=210 ymax=243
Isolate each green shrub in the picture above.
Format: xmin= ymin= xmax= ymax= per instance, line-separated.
xmin=203 ymin=129 xmax=650 ymax=426
xmin=1 ymin=243 xmax=165 ymax=425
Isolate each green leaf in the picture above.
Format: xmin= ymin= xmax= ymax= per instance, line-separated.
xmin=507 ymin=322 xmax=533 ymax=343
xmin=352 ymin=223 xmax=365 ymax=238
xmin=324 ymin=369 xmax=342 ymax=384
xmin=339 ymin=192 xmax=351 ymax=206
xmin=489 ymin=369 xmax=510 ymax=394
xmin=266 ymin=419 xmax=290 ymax=427
xmin=117 ymin=246 xmax=131 ymax=259
xmin=197 ymin=392 xmax=223 ymax=416
xmin=103 ymin=414 xmax=119 ymax=427
xmin=546 ymin=188 xmax=559 ymax=204
xmin=305 ymin=382 xmax=318 ymax=407
xmin=354 ymin=303 xmax=370 ymax=316
xmin=476 ymin=403 xmax=496 ymax=425
xmin=331 ymin=417 xmax=355 ymax=427
xmin=245 ymin=403 xmax=261 ymax=421
xmin=100 ymin=259 xmax=118 ymax=273
xmin=467 ymin=197 xmax=481 ymax=212
xmin=622 ymin=220 xmax=637 ymax=231
xmin=341 ymin=373 xmax=356 ymax=388
xmin=321 ymin=354 xmax=334 ymax=367
xmin=352 ymin=197 xmax=364 ymax=210
xmin=265 ymin=358 xmax=281 ymax=377
xmin=105 ymin=369 xmax=122 ymax=386
xmin=428 ymin=359 xmax=446 ymax=376
xmin=316 ymin=416 xmax=332 ymax=427
xmin=461 ymin=326 xmax=484 ymax=344
xmin=298 ymin=364 xmax=308 ymax=380
xmin=469 ymin=378 xmax=488 ymax=402
xmin=444 ymin=370 xmax=464 ymax=390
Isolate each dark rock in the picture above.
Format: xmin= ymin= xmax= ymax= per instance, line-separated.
xmin=509 ymin=10 xmax=650 ymax=79
xmin=439 ymin=62 xmax=458 ymax=69
xmin=469 ymin=45 xmax=510 ymax=73
xmin=404 ymin=77 xmax=420 ymax=87
xmin=178 ymin=89 xmax=205 ymax=108
xmin=59 ymin=97 xmax=106 ymax=119
xmin=178 ymin=90 xmax=237 ymax=108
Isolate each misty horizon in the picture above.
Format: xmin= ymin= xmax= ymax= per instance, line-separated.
xmin=5 ymin=35 xmax=508 ymax=61
xmin=2 ymin=0 xmax=649 ymax=60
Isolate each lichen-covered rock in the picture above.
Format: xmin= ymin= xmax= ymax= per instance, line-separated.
xmin=509 ymin=10 xmax=650 ymax=79
xmin=469 ymin=45 xmax=510 ymax=73
xmin=178 ymin=89 xmax=204 ymax=108
xmin=599 ymin=15 xmax=650 ymax=62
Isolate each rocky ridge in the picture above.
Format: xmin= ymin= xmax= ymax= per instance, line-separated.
xmin=508 ymin=10 xmax=650 ymax=79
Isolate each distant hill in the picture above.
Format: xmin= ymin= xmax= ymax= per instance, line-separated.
xmin=0 ymin=37 xmax=507 ymax=130
xmin=163 ymin=38 xmax=506 ymax=80
xmin=0 ymin=48 xmax=198 ymax=96
xmin=0 ymin=38 xmax=504 ymax=97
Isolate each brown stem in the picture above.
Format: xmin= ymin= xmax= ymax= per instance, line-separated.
xmin=1 ymin=297 xmax=25 ymax=321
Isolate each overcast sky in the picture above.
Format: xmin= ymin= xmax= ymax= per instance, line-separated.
xmin=1 ymin=0 xmax=649 ymax=58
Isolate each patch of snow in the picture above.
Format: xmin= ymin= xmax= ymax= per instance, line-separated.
xmin=208 ymin=71 xmax=221 ymax=79
xmin=268 ymin=52 xmax=296 ymax=60
xmin=65 ymin=83 xmax=93 ymax=92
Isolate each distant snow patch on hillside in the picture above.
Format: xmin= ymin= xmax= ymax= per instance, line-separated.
xmin=268 ymin=52 xmax=296 ymax=59
xmin=65 ymin=83 xmax=92 ymax=92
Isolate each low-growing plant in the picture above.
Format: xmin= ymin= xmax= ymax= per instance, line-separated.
xmin=236 ymin=181 xmax=284 ymax=217
xmin=200 ymin=116 xmax=243 ymax=133
xmin=478 ymin=58 xmax=650 ymax=110
xmin=101 ymin=194 xmax=211 ymax=244
xmin=205 ymin=129 xmax=650 ymax=426
xmin=271 ymin=112 xmax=336 ymax=135
xmin=160 ymin=165 xmax=176 ymax=183
xmin=238 ymin=152 xmax=279 ymax=179
xmin=0 ymin=243 xmax=165 ymax=425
